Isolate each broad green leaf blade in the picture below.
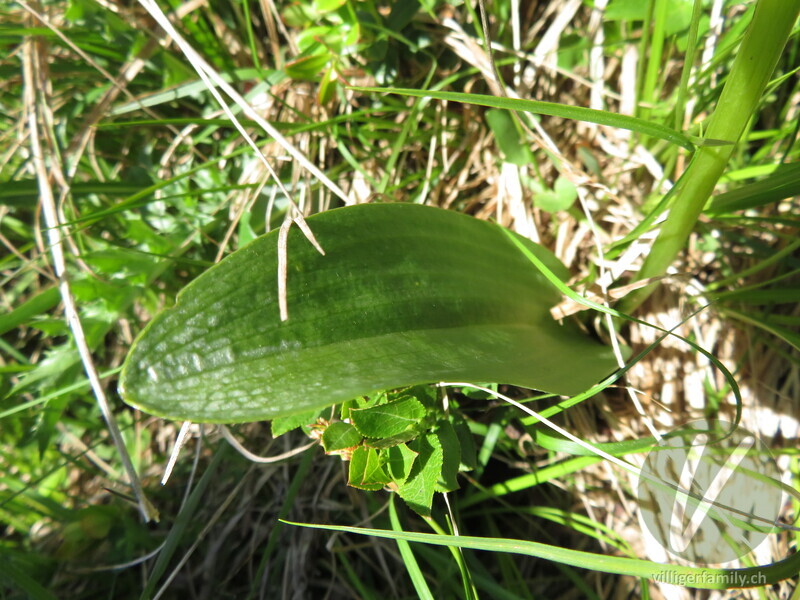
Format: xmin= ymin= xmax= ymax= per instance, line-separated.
xmin=120 ymin=204 xmax=619 ymax=423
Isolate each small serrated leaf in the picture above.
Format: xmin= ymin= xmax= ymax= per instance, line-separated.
xmin=383 ymin=443 xmax=417 ymax=484
xmin=435 ymin=421 xmax=461 ymax=492
xmin=321 ymin=421 xmax=362 ymax=453
xmin=348 ymin=446 xmax=388 ymax=491
xmin=271 ymin=409 xmax=320 ymax=438
xmin=351 ymin=397 xmax=426 ymax=438
xmin=354 ymin=393 xmax=383 ymax=410
xmin=365 ymin=429 xmax=420 ymax=449
xmin=396 ymin=433 xmax=443 ymax=516
xmin=403 ymin=385 xmax=439 ymax=411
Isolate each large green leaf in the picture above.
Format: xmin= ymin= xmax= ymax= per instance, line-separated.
xmin=119 ymin=204 xmax=619 ymax=423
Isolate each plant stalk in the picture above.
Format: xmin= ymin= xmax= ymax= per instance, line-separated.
xmin=622 ymin=0 xmax=800 ymax=312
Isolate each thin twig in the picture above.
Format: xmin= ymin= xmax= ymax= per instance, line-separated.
xmin=477 ymin=0 xmax=505 ymax=96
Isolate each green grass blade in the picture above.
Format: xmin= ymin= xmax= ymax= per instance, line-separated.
xmin=723 ymin=308 xmax=800 ymax=352
xmin=713 ymin=287 xmax=800 ymax=305
xmin=674 ymin=0 xmax=705 ymax=131
xmin=706 ymin=161 xmax=800 ymax=215
xmin=1 ymin=181 xmax=148 ymax=206
xmin=0 ymin=558 xmax=57 ymax=600
xmin=389 ymin=496 xmax=434 ymax=600
xmin=638 ymin=0 xmax=669 ymax=127
xmin=285 ymin=522 xmax=800 ymax=590
xmin=350 ymin=87 xmax=696 ymax=151
xmin=459 ymin=456 xmax=601 ymax=509
xmin=139 ymin=443 xmax=228 ymax=600
xmin=0 ymin=286 xmax=60 ymax=336
xmin=625 ymin=0 xmax=800 ymax=310
xmin=109 ymin=70 xmax=275 ymax=115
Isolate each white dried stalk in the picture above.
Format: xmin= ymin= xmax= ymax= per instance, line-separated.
xmin=23 ymin=33 xmax=157 ymax=522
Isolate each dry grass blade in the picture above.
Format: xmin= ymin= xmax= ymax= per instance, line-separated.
xmin=219 ymin=426 xmax=317 ymax=463
xmin=550 ymin=275 xmax=691 ymax=320
xmin=136 ymin=0 xmax=341 ymax=321
xmin=21 ymin=14 xmax=157 ymax=523
xmin=161 ymin=420 xmax=193 ymax=485
xmin=136 ymin=0 xmax=349 ymax=207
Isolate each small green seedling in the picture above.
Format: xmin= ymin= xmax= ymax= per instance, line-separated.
xmin=285 ymin=386 xmax=474 ymax=516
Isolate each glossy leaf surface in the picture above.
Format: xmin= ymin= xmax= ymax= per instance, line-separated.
xmin=120 ymin=204 xmax=619 ymax=423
